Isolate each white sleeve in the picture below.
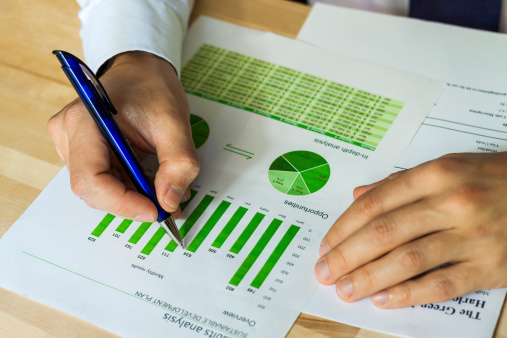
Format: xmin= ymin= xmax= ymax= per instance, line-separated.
xmin=76 ymin=0 xmax=194 ymax=74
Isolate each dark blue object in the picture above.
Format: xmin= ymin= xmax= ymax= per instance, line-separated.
xmin=53 ymin=50 xmax=171 ymax=222
xmin=410 ymin=0 xmax=502 ymax=32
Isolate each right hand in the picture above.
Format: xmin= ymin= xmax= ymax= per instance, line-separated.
xmin=48 ymin=51 xmax=200 ymax=222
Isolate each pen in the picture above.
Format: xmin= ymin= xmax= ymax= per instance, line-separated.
xmin=53 ymin=50 xmax=184 ymax=248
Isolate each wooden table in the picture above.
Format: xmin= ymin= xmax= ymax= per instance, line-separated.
xmin=0 ymin=0 xmax=506 ymax=336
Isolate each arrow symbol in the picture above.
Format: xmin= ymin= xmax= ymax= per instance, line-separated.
xmin=224 ymin=144 xmax=254 ymax=159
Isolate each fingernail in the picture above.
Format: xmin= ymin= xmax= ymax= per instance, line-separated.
xmin=315 ymin=258 xmax=331 ymax=282
xmin=319 ymin=240 xmax=331 ymax=256
xmin=164 ymin=186 xmax=185 ymax=210
xmin=336 ymin=276 xmax=354 ymax=299
xmin=371 ymin=290 xmax=388 ymax=306
xmin=135 ymin=214 xmax=155 ymax=222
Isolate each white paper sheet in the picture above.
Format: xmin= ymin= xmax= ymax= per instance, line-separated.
xmin=298 ymin=4 xmax=507 ymax=337
xmin=0 ymin=17 xmax=444 ymax=337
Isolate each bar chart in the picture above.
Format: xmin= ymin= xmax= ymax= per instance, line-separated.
xmin=90 ymin=189 xmax=302 ymax=290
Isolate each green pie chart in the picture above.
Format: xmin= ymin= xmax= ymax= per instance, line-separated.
xmin=190 ymin=114 xmax=210 ymax=149
xmin=268 ymin=151 xmax=330 ymax=195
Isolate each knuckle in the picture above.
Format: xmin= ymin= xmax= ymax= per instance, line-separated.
xmin=369 ymin=217 xmax=396 ymax=246
xmin=425 ymin=156 xmax=461 ymax=181
xmin=329 ymin=226 xmax=346 ymax=244
xmin=398 ymin=247 xmax=425 ymax=271
xmin=173 ymin=155 xmax=201 ymax=180
xmin=394 ymin=283 xmax=413 ymax=305
xmin=159 ymin=154 xmax=201 ymax=186
xmin=442 ymin=184 xmax=482 ymax=212
xmin=430 ymin=274 xmax=455 ymax=300
xmin=486 ymin=243 xmax=507 ymax=270
xmin=475 ymin=221 xmax=499 ymax=238
xmin=455 ymin=184 xmax=481 ymax=203
xmin=435 ymin=155 xmax=464 ymax=172
xmin=356 ymin=267 xmax=375 ymax=289
xmin=329 ymin=246 xmax=349 ymax=273
xmin=475 ymin=224 xmax=490 ymax=237
xmin=356 ymin=191 xmax=383 ymax=217
xmin=69 ymin=173 xmax=90 ymax=198
xmin=62 ymin=103 xmax=86 ymax=130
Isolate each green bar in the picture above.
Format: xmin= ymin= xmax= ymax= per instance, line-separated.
xmin=165 ymin=194 xmax=215 ymax=252
xmin=187 ymin=201 xmax=231 ymax=252
xmin=128 ymin=222 xmax=152 ymax=244
xmin=229 ymin=219 xmax=282 ymax=286
xmin=250 ymin=225 xmax=300 ymax=289
xmin=91 ymin=213 xmax=115 ymax=237
xmin=180 ymin=189 xmax=198 ymax=212
xmin=141 ymin=227 xmax=167 ymax=255
xmin=230 ymin=213 xmax=265 ymax=254
xmin=115 ymin=219 xmax=133 ymax=233
xmin=212 ymin=207 xmax=248 ymax=248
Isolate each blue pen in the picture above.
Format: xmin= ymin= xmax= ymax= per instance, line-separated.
xmin=53 ymin=50 xmax=184 ymax=248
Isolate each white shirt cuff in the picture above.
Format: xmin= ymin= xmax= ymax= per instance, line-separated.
xmin=78 ymin=0 xmax=191 ymax=75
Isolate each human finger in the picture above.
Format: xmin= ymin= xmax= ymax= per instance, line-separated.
xmin=370 ymin=262 xmax=481 ymax=309
xmin=153 ymin=112 xmax=200 ymax=213
xmin=330 ymin=231 xmax=461 ymax=301
xmin=321 ymin=166 xmax=433 ymax=255
xmin=316 ymin=199 xmax=451 ymax=285
xmin=65 ymin=106 xmax=158 ymax=221
xmin=171 ymin=206 xmax=182 ymax=220
xmin=47 ymin=99 xmax=81 ymax=163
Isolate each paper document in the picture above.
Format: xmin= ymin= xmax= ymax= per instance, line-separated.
xmin=0 ymin=17 xmax=443 ymax=337
xmin=298 ymin=4 xmax=507 ymax=337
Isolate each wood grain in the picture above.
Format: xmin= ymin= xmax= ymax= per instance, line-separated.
xmin=0 ymin=0 xmax=504 ymax=337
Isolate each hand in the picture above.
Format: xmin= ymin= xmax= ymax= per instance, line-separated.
xmin=48 ymin=51 xmax=199 ymax=222
xmin=315 ymin=152 xmax=507 ymax=308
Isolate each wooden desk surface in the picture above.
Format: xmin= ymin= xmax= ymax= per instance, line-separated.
xmin=0 ymin=0 xmax=506 ymax=337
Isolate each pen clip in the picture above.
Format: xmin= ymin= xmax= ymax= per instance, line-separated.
xmin=53 ymin=50 xmax=118 ymax=115
xmin=78 ymin=63 xmax=118 ymax=115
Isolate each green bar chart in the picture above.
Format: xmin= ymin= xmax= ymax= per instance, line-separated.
xmin=230 ymin=213 xmax=265 ymax=254
xmin=251 ymin=225 xmax=300 ymax=288
xmin=141 ymin=227 xmax=166 ymax=255
xmin=89 ymin=191 xmax=303 ymax=290
xmin=116 ymin=219 xmax=133 ymax=233
xmin=212 ymin=206 xmax=248 ymax=248
xmin=187 ymin=200 xmax=231 ymax=252
xmin=166 ymin=194 xmax=215 ymax=252
xmin=129 ymin=222 xmax=152 ymax=244
xmin=229 ymin=218 xmax=282 ymax=286
xmin=91 ymin=214 xmax=115 ymax=237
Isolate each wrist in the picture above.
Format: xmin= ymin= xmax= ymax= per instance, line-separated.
xmin=97 ymin=51 xmax=177 ymax=78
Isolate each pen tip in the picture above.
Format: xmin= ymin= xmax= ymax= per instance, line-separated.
xmin=160 ymin=218 xmax=184 ymax=249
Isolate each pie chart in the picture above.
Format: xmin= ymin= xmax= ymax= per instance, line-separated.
xmin=190 ymin=114 xmax=210 ymax=149
xmin=268 ymin=151 xmax=330 ymax=195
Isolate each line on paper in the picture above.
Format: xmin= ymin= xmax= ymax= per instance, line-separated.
xmin=422 ymin=123 xmax=507 ymax=141
xmin=20 ymin=251 xmax=241 ymax=338
xmin=426 ymin=117 xmax=507 ymax=134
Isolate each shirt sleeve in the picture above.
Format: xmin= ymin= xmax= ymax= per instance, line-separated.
xmin=76 ymin=0 xmax=194 ymax=74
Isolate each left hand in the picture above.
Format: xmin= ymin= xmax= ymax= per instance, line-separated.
xmin=315 ymin=152 xmax=507 ymax=308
